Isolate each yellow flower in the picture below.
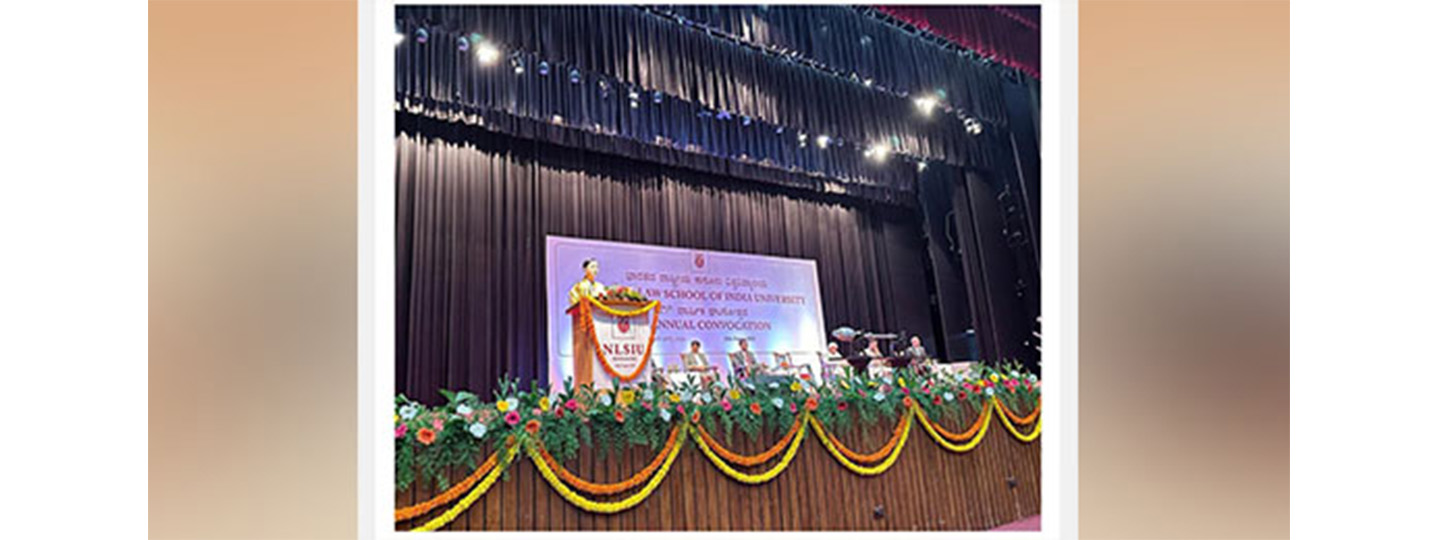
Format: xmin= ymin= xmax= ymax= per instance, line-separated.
xmin=867 ymin=380 xmax=878 ymax=388
xmin=729 ymin=388 xmax=743 ymax=400
xmin=394 ymin=413 xmax=399 ymax=423
xmin=538 ymin=396 xmax=551 ymax=411
xmin=789 ymin=381 xmax=802 ymax=392
xmin=989 ymin=374 xmax=1000 ymax=383
xmin=898 ymin=377 xmax=907 ymax=388
xmin=840 ymin=380 xmax=850 ymax=390
xmin=618 ymin=389 xmax=636 ymax=407
xmin=668 ymin=393 xmax=681 ymax=403
xmin=496 ymin=400 xmax=510 ymax=413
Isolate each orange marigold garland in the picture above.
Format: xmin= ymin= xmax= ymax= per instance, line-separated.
xmin=997 ymin=397 xmax=1041 ymax=425
xmin=818 ymin=411 xmax=909 ymax=464
xmin=692 ymin=415 xmax=802 ymax=467
xmin=395 ymin=450 xmax=499 ymax=522
xmin=534 ymin=424 xmax=682 ymax=496
xmin=919 ymin=401 xmax=992 ymax=442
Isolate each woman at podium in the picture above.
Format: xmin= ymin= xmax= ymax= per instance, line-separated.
xmin=567 ymin=258 xmax=605 ymax=305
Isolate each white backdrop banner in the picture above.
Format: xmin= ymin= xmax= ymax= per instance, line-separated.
xmin=546 ymin=235 xmax=827 ymax=391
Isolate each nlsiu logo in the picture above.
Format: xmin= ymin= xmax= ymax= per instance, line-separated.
xmin=617 ymin=317 xmax=631 ymax=334
xmin=693 ymin=253 xmax=706 ymax=269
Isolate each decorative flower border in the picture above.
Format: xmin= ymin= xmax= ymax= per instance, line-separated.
xmin=394 ymin=362 xmax=1041 ymax=530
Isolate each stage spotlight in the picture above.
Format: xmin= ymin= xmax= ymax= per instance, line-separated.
xmin=394 ymin=32 xmax=405 ymax=46
xmin=797 ymin=132 xmax=808 ymax=147
xmin=510 ymin=54 xmax=525 ymax=74
xmin=913 ymin=95 xmax=939 ymax=116
xmin=863 ymin=78 xmax=874 ymax=87
xmin=569 ymin=68 xmax=582 ymax=85
xmin=414 ymin=28 xmax=429 ymax=44
xmin=816 ymin=135 xmax=831 ymax=149
xmin=916 ymin=161 xmax=927 ymax=172
xmin=551 ymin=114 xmax=564 ymax=125
xmin=865 ymin=143 xmax=890 ymax=162
xmin=537 ymin=61 xmax=551 ymax=76
xmin=964 ymin=117 xmax=984 ymax=135
xmin=475 ymin=41 xmax=501 ymax=65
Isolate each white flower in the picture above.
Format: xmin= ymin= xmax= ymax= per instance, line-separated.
xmin=504 ymin=398 xmax=519 ymax=412
xmin=742 ymin=380 xmax=755 ymax=390
xmin=598 ymin=392 xmax=613 ymax=406
xmin=681 ymin=391 xmax=693 ymax=402
xmin=771 ymin=397 xmax=785 ymax=409
xmin=468 ymin=422 xmax=487 ymax=439
xmin=700 ymin=393 xmax=713 ymax=404
xmin=1009 ymin=370 xmax=1020 ymax=379
xmin=768 ymin=382 xmax=780 ymax=389
xmin=873 ymin=393 xmax=886 ymax=402
xmin=1028 ymin=374 xmax=1038 ymax=383
xmin=456 ymin=404 xmax=473 ymax=416
xmin=984 ymin=387 xmax=995 ymax=396
xmin=643 ymin=389 xmax=655 ymax=401
xmin=399 ymin=404 xmax=419 ymax=420
xmin=943 ymin=392 xmax=955 ymax=402
xmin=659 ymin=408 xmax=673 ymax=422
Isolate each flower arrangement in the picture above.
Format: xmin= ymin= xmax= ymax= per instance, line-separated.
xmin=597 ymin=284 xmax=649 ymax=303
xmin=396 ymin=363 xmax=1041 ymax=492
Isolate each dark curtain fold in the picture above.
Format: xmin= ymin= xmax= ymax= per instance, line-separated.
xmin=395 ymin=6 xmax=1036 ymax=205
xmin=396 ymin=123 xmax=934 ymax=404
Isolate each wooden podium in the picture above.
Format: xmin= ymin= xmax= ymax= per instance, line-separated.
xmin=566 ymin=298 xmax=655 ymax=388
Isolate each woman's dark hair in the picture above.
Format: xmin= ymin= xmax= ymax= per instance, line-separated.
xmin=690 ymin=340 xmax=701 ymax=348
xmin=582 ymin=258 xmax=598 ymax=270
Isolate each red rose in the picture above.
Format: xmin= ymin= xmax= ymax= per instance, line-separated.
xmin=836 ymin=401 xmax=849 ymax=411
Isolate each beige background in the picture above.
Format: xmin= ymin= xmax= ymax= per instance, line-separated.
xmin=149 ymin=1 xmax=1287 ymax=538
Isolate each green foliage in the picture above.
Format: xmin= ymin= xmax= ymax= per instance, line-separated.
xmin=393 ymin=361 xmax=1042 ymax=493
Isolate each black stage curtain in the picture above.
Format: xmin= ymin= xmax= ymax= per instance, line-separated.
xmin=396 ymin=122 xmax=934 ymax=404
xmin=395 ymin=6 xmax=1032 ymax=205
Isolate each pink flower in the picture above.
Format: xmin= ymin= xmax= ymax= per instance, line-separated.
xmin=1034 ymin=381 xmax=1042 ymax=389
xmin=462 ymin=411 xmax=475 ymax=421
xmin=788 ymin=402 xmax=798 ymax=414
xmin=395 ymin=424 xmax=408 ymax=438
xmin=901 ymin=387 xmax=911 ymax=396
xmin=504 ymin=410 xmax=521 ymax=426
xmin=676 ymin=404 xmax=686 ymax=415
xmin=531 ymin=408 xmax=543 ymax=416
xmin=642 ymin=401 xmax=653 ymax=410
xmin=565 ymin=398 xmax=579 ymax=411
xmin=432 ymin=418 xmax=445 ymax=431
xmin=721 ymin=399 xmax=733 ymax=412
xmin=837 ymin=401 xmax=849 ymax=411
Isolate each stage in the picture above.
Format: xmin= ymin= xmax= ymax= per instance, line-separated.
xmin=391 ymin=4 xmax=1043 ymax=532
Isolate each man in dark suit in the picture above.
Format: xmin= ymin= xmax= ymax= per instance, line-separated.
xmin=729 ymin=338 xmax=763 ymax=378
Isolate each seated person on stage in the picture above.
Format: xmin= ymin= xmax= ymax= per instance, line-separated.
xmin=822 ymin=341 xmax=847 ymax=378
xmin=862 ymin=338 xmax=885 ymax=359
xmin=903 ymin=336 xmax=928 ymax=360
xmin=728 ymin=338 xmax=765 ymax=378
xmin=903 ymin=335 xmax=934 ymax=372
xmin=681 ymin=340 xmax=710 ymax=371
